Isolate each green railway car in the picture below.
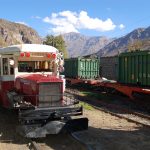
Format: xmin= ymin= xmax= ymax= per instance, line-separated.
xmin=118 ymin=50 xmax=150 ymax=87
xmin=64 ymin=57 xmax=99 ymax=79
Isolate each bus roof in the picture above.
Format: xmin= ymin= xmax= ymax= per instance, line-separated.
xmin=0 ymin=44 xmax=58 ymax=54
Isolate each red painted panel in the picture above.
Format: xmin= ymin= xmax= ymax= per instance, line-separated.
xmin=15 ymin=74 xmax=63 ymax=106
xmin=0 ymin=81 xmax=14 ymax=108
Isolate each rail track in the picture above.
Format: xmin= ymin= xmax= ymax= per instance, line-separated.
xmin=29 ymin=88 xmax=150 ymax=150
xmin=1 ymin=93 xmax=150 ymax=150
xmin=65 ymin=88 xmax=150 ymax=128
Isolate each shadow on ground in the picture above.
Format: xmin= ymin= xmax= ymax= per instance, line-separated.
xmin=0 ymin=107 xmax=150 ymax=150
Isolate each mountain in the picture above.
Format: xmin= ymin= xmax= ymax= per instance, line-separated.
xmin=97 ymin=27 xmax=150 ymax=57
xmin=0 ymin=19 xmax=42 ymax=47
xmin=62 ymin=32 xmax=113 ymax=57
xmin=1 ymin=19 xmax=149 ymax=58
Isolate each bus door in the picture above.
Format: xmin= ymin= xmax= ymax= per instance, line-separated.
xmin=0 ymin=55 xmax=15 ymax=107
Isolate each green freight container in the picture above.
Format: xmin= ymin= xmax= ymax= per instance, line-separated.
xmin=118 ymin=50 xmax=150 ymax=87
xmin=64 ymin=57 xmax=99 ymax=79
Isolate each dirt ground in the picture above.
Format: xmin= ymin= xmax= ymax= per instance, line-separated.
xmin=0 ymin=108 xmax=29 ymax=150
xmin=73 ymin=107 xmax=150 ymax=150
xmin=0 ymin=105 xmax=150 ymax=150
xmin=0 ymin=107 xmax=86 ymax=150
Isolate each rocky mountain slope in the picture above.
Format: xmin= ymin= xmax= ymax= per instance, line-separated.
xmin=1 ymin=19 xmax=149 ymax=58
xmin=0 ymin=19 xmax=42 ymax=47
xmin=97 ymin=26 xmax=150 ymax=57
xmin=62 ymin=32 xmax=113 ymax=57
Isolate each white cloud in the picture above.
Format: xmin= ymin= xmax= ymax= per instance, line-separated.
xmin=43 ymin=10 xmax=116 ymax=34
xmin=43 ymin=17 xmax=50 ymax=23
xmin=16 ymin=21 xmax=29 ymax=26
xmin=78 ymin=11 xmax=116 ymax=31
xmin=51 ymin=24 xmax=79 ymax=34
xmin=119 ymin=24 xmax=125 ymax=29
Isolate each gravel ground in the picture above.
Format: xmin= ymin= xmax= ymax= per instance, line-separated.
xmin=0 ymin=107 xmax=86 ymax=150
xmin=33 ymin=134 xmax=86 ymax=150
xmin=0 ymin=104 xmax=150 ymax=150
xmin=0 ymin=108 xmax=29 ymax=150
xmin=73 ymin=107 xmax=150 ymax=150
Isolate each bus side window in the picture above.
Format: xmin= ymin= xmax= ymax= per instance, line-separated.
xmin=9 ymin=58 xmax=14 ymax=75
xmin=0 ymin=58 xmax=2 ymax=75
xmin=2 ymin=58 xmax=8 ymax=75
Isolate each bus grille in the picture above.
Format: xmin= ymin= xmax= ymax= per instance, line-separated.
xmin=39 ymin=82 xmax=62 ymax=107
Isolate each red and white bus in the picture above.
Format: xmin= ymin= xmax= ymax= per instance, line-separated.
xmin=0 ymin=44 xmax=88 ymax=137
xmin=0 ymin=44 xmax=65 ymax=108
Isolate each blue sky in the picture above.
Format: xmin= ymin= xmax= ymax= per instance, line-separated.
xmin=0 ymin=0 xmax=150 ymax=38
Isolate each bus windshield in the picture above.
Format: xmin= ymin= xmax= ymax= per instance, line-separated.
xmin=18 ymin=61 xmax=54 ymax=72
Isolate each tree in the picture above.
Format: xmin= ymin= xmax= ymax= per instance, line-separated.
xmin=43 ymin=35 xmax=68 ymax=58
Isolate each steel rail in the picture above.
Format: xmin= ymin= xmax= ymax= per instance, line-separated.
xmin=66 ymin=88 xmax=150 ymax=128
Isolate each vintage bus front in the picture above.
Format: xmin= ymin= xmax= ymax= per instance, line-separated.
xmin=0 ymin=44 xmax=65 ymax=108
xmin=15 ymin=52 xmax=65 ymax=107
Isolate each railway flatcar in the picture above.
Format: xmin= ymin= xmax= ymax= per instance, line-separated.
xmin=64 ymin=50 xmax=150 ymax=100
xmin=99 ymin=50 xmax=150 ymax=99
xmin=0 ymin=44 xmax=88 ymax=138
